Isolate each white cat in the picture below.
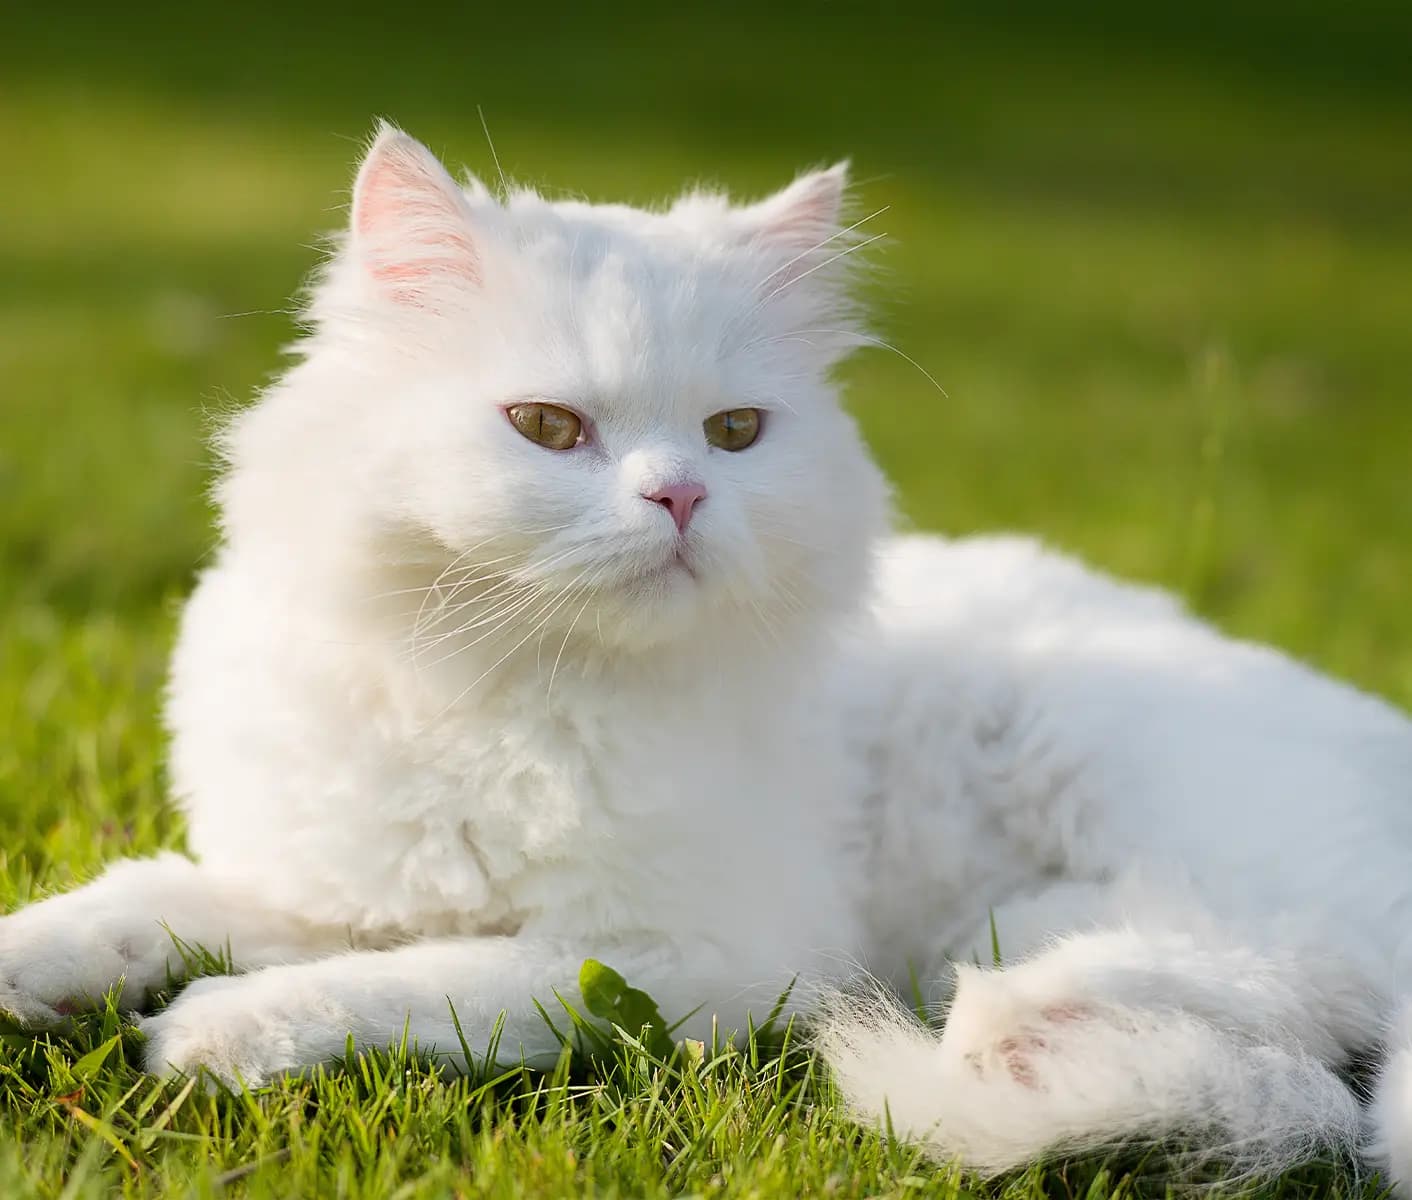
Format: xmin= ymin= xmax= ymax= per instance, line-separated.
xmin=4 ymin=122 xmax=1412 ymax=1190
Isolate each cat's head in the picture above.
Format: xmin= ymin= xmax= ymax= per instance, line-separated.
xmin=222 ymin=124 xmax=889 ymax=663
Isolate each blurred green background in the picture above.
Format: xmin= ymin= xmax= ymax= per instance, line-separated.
xmin=2 ymin=1 xmax=1411 ymax=867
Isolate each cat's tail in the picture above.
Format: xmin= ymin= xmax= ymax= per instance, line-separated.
xmin=816 ymin=958 xmax=1366 ymax=1183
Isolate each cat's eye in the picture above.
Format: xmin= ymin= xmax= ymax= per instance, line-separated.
xmin=506 ymin=402 xmax=583 ymax=451
xmin=703 ymin=408 xmax=762 ymax=452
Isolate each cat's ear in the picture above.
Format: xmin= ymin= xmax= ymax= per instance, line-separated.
xmin=737 ymin=163 xmax=850 ymax=262
xmin=721 ymin=165 xmax=869 ymax=362
xmin=350 ymin=122 xmax=480 ymax=304
xmin=729 ymin=162 xmax=859 ymax=298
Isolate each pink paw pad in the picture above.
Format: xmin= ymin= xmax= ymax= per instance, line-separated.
xmin=965 ymin=1003 xmax=1094 ymax=1090
xmin=997 ymin=1033 xmax=1047 ymax=1087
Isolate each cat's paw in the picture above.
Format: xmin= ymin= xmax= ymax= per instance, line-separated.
xmin=0 ymin=975 xmax=68 ymax=1029
xmin=0 ymin=906 xmax=164 ymax=1027
xmin=140 ymin=972 xmax=345 ymax=1086
xmin=955 ymin=1001 xmax=1094 ymax=1089
xmin=942 ymin=965 xmax=1098 ymax=1092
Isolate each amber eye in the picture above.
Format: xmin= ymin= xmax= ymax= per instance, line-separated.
xmin=506 ymin=402 xmax=583 ymax=451
xmin=703 ymin=408 xmax=762 ymax=452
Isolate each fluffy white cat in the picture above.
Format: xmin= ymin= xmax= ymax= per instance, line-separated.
xmin=4 ymin=122 xmax=1412 ymax=1189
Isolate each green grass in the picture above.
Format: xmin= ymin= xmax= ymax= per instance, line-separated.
xmin=3 ymin=1 xmax=1412 ymax=1194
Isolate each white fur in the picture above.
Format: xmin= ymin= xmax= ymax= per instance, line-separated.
xmin=4 ymin=122 xmax=1412 ymax=1190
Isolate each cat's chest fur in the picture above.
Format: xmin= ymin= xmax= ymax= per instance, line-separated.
xmin=169 ymin=564 xmax=852 ymax=948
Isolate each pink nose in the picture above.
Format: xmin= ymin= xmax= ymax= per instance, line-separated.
xmin=643 ymin=481 xmax=707 ymax=534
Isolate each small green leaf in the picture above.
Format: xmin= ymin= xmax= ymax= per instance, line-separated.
xmin=70 ymin=1034 xmax=121 ymax=1080
xmin=578 ymin=959 xmax=673 ymax=1057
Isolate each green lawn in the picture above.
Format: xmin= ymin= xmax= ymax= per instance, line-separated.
xmin=3 ymin=3 xmax=1412 ymax=1195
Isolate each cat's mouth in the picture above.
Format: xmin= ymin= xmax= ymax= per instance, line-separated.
xmin=615 ymin=543 xmax=700 ymax=589
xmin=672 ymin=545 xmax=699 ymax=580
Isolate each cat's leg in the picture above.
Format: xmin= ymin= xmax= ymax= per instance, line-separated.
xmin=0 ymin=854 xmax=338 ymax=1026
xmin=822 ymin=899 xmax=1382 ymax=1178
xmin=140 ymin=935 xmax=767 ymax=1084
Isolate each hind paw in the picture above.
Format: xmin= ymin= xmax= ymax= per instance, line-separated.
xmin=948 ymin=973 xmax=1096 ymax=1091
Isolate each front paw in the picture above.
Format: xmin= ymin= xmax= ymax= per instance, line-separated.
xmin=0 ymin=910 xmax=154 ymax=1027
xmin=0 ymin=977 xmax=69 ymax=1029
xmin=140 ymin=973 xmax=346 ymax=1086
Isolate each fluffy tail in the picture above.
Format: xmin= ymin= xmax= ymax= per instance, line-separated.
xmin=817 ymin=951 xmax=1366 ymax=1181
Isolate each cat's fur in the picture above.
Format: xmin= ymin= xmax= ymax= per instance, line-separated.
xmin=4 ymin=122 xmax=1412 ymax=1189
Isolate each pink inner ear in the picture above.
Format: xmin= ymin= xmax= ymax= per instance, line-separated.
xmin=356 ymin=148 xmax=480 ymax=291
xmin=765 ymin=181 xmax=837 ymax=247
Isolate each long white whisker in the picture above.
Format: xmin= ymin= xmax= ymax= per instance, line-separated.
xmin=427 ymin=572 xmax=597 ymax=723
xmin=750 ymin=205 xmax=890 ymax=297
xmin=413 ymin=543 xmax=602 ymax=670
xmin=546 ymin=568 xmax=606 ymax=699
xmin=761 ymin=328 xmax=948 ymax=398
xmin=417 ymin=559 xmax=549 ymax=640
xmin=477 ymin=104 xmax=510 ymax=199
xmin=410 ymin=590 xmax=532 ymax=663
xmin=368 ymin=571 xmax=489 ymax=602
xmin=411 ymin=583 xmax=550 ymax=670
xmin=414 ymin=570 xmax=515 ymax=635
xmin=412 ymin=561 xmax=526 ymax=633
xmin=753 ymin=389 xmax=799 ymax=416
xmin=749 ymin=231 xmax=887 ymax=316
xmin=412 ymin=540 xmax=588 ymax=646
xmin=378 ymin=522 xmax=576 ymax=608
xmin=535 ymin=562 xmax=608 ymax=673
xmin=406 ymin=525 xmax=563 ymax=641
xmin=410 ymin=542 xmax=494 ymax=642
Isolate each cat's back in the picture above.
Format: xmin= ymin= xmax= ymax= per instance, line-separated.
xmin=863 ymin=532 xmax=1410 ymax=741
xmin=844 ymin=533 xmax=1412 ymax=972
xmin=867 ymin=533 xmax=1185 ymax=641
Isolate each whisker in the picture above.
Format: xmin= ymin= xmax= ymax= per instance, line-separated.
xmin=754 ymin=388 xmax=799 ymax=416
xmin=758 ymin=328 xmax=947 ymax=400
xmin=374 ymin=522 xmax=576 ymax=606
xmin=427 ymin=570 xmax=600 ymax=723
xmin=408 ymin=535 xmax=516 ymax=642
xmin=410 ymin=583 xmax=550 ymax=670
xmin=415 ymin=559 xmax=546 ymax=640
xmin=411 ymin=562 xmax=525 ymax=632
xmin=410 ymin=538 xmax=586 ymax=646
xmin=750 ymin=205 xmax=889 ymax=297
xmin=412 ymin=542 xmax=602 ymax=670
xmin=748 ymin=231 xmax=887 ymax=317
xmin=477 ymin=104 xmax=510 ymax=200
xmin=414 ymin=570 xmax=515 ymax=635
xmin=545 ymin=568 xmax=607 ymax=698
xmin=412 ymin=542 xmax=488 ymax=635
